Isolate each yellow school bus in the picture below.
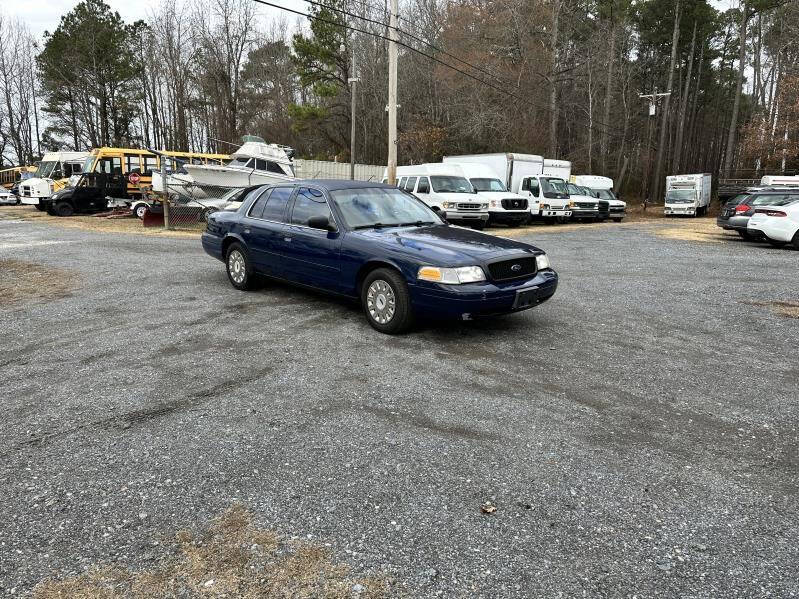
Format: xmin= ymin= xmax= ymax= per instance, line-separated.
xmin=0 ymin=165 xmax=38 ymax=189
xmin=80 ymin=147 xmax=229 ymax=198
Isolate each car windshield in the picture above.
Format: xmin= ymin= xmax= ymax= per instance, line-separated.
xmin=752 ymin=194 xmax=799 ymax=206
xmin=470 ymin=177 xmax=506 ymax=192
xmin=541 ymin=177 xmax=568 ymax=194
xmin=430 ymin=176 xmax=473 ymax=193
xmin=666 ymin=189 xmax=695 ymax=203
xmin=331 ymin=187 xmax=444 ymax=229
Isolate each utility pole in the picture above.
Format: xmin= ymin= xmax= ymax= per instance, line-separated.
xmin=386 ymin=0 xmax=398 ymax=185
xmin=349 ymin=47 xmax=360 ymax=180
xmin=639 ymin=88 xmax=670 ymax=206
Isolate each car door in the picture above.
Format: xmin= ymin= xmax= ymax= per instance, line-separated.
xmin=282 ymin=186 xmax=344 ymax=292
xmin=243 ymin=186 xmax=292 ymax=275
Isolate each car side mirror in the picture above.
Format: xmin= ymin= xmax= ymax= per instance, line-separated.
xmin=308 ymin=215 xmax=334 ymax=231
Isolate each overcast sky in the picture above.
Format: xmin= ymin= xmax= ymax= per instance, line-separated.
xmin=5 ymin=0 xmax=739 ymax=43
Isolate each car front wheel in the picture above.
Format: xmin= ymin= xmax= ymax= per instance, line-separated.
xmin=134 ymin=203 xmax=149 ymax=219
xmin=361 ymin=268 xmax=413 ymax=334
xmin=226 ymin=242 xmax=256 ymax=290
xmin=54 ymin=201 xmax=74 ymax=217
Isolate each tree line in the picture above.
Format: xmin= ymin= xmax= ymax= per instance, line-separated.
xmin=0 ymin=0 xmax=796 ymax=199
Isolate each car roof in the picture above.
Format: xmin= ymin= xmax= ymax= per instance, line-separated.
xmin=291 ymin=179 xmax=394 ymax=191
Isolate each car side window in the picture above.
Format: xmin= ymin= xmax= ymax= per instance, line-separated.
xmin=291 ymin=187 xmax=333 ymax=226
xmin=398 ymin=177 xmax=407 ymax=190
xmin=404 ymin=177 xmax=417 ymax=192
xmin=417 ymin=177 xmax=430 ymax=194
xmin=247 ymin=188 xmax=272 ymax=218
xmin=261 ymin=186 xmax=294 ymax=222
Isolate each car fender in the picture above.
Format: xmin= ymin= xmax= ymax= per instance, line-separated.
xmin=221 ymin=232 xmax=247 ymax=256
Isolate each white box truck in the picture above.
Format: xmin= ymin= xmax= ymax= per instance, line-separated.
xmin=443 ymin=153 xmax=571 ymax=222
xmin=571 ymin=175 xmax=627 ymax=221
xmin=543 ymin=158 xmax=571 ymax=180
xmin=664 ymin=173 xmax=712 ymax=216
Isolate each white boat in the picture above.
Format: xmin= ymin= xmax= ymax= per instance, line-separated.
xmin=182 ymin=139 xmax=296 ymax=190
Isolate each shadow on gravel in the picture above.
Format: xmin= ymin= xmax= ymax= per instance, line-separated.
xmin=34 ymin=504 xmax=388 ymax=598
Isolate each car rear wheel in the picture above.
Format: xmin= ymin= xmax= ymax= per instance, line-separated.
xmin=54 ymin=201 xmax=74 ymax=217
xmin=226 ymin=243 xmax=256 ymax=291
xmin=791 ymin=231 xmax=799 ymax=250
xmin=361 ymin=268 xmax=413 ymax=334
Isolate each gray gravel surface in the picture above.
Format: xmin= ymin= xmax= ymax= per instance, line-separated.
xmin=1 ymin=214 xmax=798 ymax=597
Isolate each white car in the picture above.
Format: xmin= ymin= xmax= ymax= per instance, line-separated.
xmin=0 ymin=187 xmax=19 ymax=205
xmin=746 ymin=198 xmax=799 ymax=249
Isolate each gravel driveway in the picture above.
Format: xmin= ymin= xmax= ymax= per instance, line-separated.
xmin=1 ymin=214 xmax=797 ymax=597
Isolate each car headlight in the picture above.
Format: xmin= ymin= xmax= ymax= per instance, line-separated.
xmin=481 ymin=203 xmax=488 ymax=209
xmin=536 ymin=254 xmax=551 ymax=270
xmin=418 ymin=265 xmax=486 ymax=284
xmin=442 ymin=202 xmax=456 ymax=209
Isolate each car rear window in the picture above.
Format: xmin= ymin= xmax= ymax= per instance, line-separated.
xmin=751 ymin=194 xmax=799 ymax=206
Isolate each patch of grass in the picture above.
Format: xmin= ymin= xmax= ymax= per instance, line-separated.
xmin=746 ymin=300 xmax=799 ymax=319
xmin=34 ymin=504 xmax=389 ymax=598
xmin=0 ymin=259 xmax=78 ymax=308
xmin=654 ymin=219 xmax=730 ymax=244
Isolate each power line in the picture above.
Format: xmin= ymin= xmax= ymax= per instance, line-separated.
xmin=251 ymin=0 xmax=526 ymax=103
xmin=302 ymin=0 xmax=508 ymax=86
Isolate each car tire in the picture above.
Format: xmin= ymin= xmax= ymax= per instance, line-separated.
xmin=766 ymin=237 xmax=786 ymax=248
xmin=54 ymin=201 xmax=74 ymax=217
xmin=225 ymin=242 xmax=256 ymax=291
xmin=134 ymin=203 xmax=149 ymax=219
xmin=792 ymin=231 xmax=799 ymax=250
xmin=361 ymin=268 xmax=413 ymax=334
xmin=612 ymin=218 xmax=623 ymax=223
xmin=35 ymin=204 xmax=46 ymax=211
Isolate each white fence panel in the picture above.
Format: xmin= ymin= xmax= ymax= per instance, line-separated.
xmin=295 ymin=159 xmax=385 ymax=182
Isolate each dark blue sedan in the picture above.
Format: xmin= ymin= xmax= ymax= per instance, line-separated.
xmin=202 ymin=180 xmax=558 ymax=333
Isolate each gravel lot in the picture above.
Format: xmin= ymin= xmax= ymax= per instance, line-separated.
xmin=1 ymin=210 xmax=797 ymax=597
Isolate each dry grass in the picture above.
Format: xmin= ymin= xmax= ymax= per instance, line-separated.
xmin=0 ymin=259 xmax=78 ymax=308
xmin=653 ymin=218 xmax=731 ymax=244
xmin=34 ymin=505 xmax=389 ymax=599
xmin=0 ymin=205 xmax=200 ymax=238
xmin=746 ymin=300 xmax=799 ymax=319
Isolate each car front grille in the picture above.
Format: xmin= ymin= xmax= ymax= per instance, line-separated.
xmin=487 ymin=256 xmax=537 ymax=282
xmin=610 ymin=206 xmax=625 ymax=213
xmin=457 ymin=203 xmax=481 ymax=211
xmin=576 ymin=202 xmax=597 ymax=209
xmin=501 ymin=198 xmax=528 ymax=210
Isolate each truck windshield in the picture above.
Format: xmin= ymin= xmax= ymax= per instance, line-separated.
xmin=470 ymin=178 xmax=506 ymax=192
xmin=430 ymin=176 xmax=473 ymax=193
xmin=83 ymin=155 xmax=97 ymax=173
xmin=542 ymin=177 xmax=568 ymax=195
xmin=35 ymin=161 xmax=58 ymax=178
xmin=566 ymin=183 xmax=586 ymax=195
xmin=666 ymin=189 xmax=695 ymax=203
xmin=592 ymin=189 xmax=616 ymax=200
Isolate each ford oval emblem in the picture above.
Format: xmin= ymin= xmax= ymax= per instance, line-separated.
xmin=511 ymin=263 xmax=522 ymax=272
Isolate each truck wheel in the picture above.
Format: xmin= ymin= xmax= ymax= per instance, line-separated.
xmin=361 ymin=268 xmax=413 ymax=334
xmin=612 ymin=218 xmax=623 ymax=223
xmin=134 ymin=203 xmax=149 ymax=219
xmin=54 ymin=201 xmax=74 ymax=217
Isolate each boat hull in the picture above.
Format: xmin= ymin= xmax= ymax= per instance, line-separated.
xmin=183 ymin=165 xmax=294 ymax=191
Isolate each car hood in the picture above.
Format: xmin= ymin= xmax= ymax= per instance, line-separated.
xmin=353 ymin=224 xmax=542 ymax=264
xmin=435 ymin=192 xmax=484 ymax=202
xmin=474 ymin=191 xmax=524 ymax=199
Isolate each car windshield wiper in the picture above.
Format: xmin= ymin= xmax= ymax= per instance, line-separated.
xmin=397 ymin=220 xmax=437 ymax=227
xmin=352 ymin=222 xmax=386 ymax=230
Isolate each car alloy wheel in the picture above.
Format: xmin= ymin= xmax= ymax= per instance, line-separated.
xmin=135 ymin=204 xmax=148 ymax=219
xmin=228 ymin=250 xmax=247 ymax=285
xmin=366 ymin=279 xmax=396 ymax=324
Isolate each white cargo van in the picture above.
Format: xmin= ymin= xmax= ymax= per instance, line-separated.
xmin=443 ymin=163 xmax=530 ymax=226
xmin=571 ymin=175 xmax=626 ymax=221
xmin=664 ymin=173 xmax=712 ymax=216
xmin=390 ymin=164 xmax=489 ymax=229
xmin=443 ymin=153 xmax=571 ymax=222
xmin=19 ymin=151 xmax=88 ymax=211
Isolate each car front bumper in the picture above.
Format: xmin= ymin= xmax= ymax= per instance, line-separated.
xmin=488 ymin=210 xmax=529 ymax=224
xmin=443 ymin=211 xmax=489 ymax=223
xmin=538 ymin=209 xmax=571 ymax=218
xmin=410 ymin=269 xmax=558 ymax=319
xmin=570 ymin=208 xmax=599 ymax=219
xmin=665 ymin=205 xmax=697 ymax=215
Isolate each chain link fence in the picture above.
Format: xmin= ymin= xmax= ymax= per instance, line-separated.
xmin=153 ymin=159 xmax=386 ymax=231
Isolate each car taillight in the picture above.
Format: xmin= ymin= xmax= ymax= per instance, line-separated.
xmin=734 ymin=204 xmax=750 ymax=213
xmin=766 ymin=210 xmax=787 ymax=217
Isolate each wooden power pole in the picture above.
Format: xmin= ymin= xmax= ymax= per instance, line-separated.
xmin=387 ymin=0 xmax=398 ymax=185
